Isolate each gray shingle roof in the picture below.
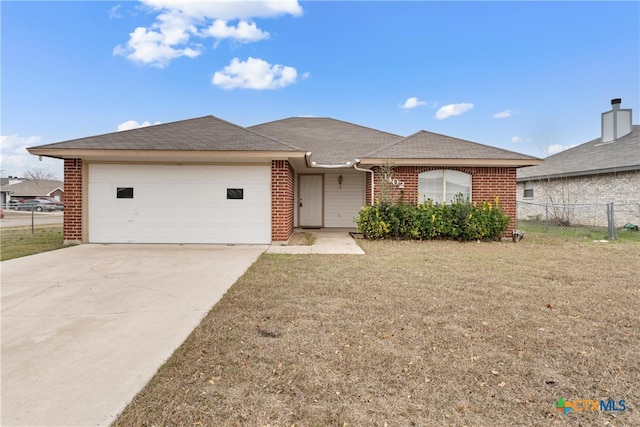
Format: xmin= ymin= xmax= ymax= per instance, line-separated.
xmin=517 ymin=125 xmax=640 ymax=180
xmin=29 ymin=116 xmax=302 ymax=152
xmin=0 ymin=180 xmax=63 ymax=196
xmin=366 ymin=130 xmax=541 ymax=161
xmin=249 ymin=117 xmax=401 ymax=164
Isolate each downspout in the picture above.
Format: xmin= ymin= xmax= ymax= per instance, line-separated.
xmin=353 ymin=159 xmax=374 ymax=206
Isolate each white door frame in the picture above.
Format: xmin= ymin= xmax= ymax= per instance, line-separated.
xmin=298 ymin=174 xmax=324 ymax=228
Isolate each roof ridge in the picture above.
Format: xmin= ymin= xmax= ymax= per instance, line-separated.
xmin=251 ymin=117 xmax=404 ymax=139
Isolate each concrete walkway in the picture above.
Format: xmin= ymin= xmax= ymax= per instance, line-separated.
xmin=266 ymin=229 xmax=365 ymax=255
xmin=1 ymin=244 xmax=266 ymax=427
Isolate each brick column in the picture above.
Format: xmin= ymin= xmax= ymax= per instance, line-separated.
xmin=271 ymin=160 xmax=294 ymax=242
xmin=63 ymin=159 xmax=83 ymax=243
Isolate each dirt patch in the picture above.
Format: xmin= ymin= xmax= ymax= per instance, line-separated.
xmin=114 ymin=234 xmax=640 ymax=426
xmin=287 ymin=231 xmax=316 ymax=246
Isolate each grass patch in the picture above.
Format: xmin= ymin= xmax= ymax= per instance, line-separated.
xmin=114 ymin=234 xmax=640 ymax=426
xmin=517 ymin=220 xmax=640 ymax=243
xmin=1 ymin=225 xmax=69 ymax=261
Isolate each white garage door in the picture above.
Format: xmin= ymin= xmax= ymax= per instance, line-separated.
xmin=88 ymin=164 xmax=271 ymax=244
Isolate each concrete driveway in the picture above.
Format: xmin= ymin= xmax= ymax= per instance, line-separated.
xmin=1 ymin=244 xmax=266 ymax=427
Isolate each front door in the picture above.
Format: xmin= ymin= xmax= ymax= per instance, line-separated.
xmin=299 ymin=175 xmax=323 ymax=228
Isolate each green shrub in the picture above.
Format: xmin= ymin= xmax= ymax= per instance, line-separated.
xmin=356 ymin=194 xmax=510 ymax=241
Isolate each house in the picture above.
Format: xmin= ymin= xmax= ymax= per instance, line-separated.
xmin=27 ymin=116 xmax=541 ymax=244
xmin=0 ymin=179 xmax=64 ymax=207
xmin=517 ymin=99 xmax=640 ymax=227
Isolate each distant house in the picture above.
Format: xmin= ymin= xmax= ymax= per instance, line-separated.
xmin=27 ymin=116 xmax=540 ymax=244
xmin=0 ymin=179 xmax=64 ymax=206
xmin=517 ymin=99 xmax=640 ymax=227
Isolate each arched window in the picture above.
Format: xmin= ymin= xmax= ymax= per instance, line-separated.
xmin=418 ymin=170 xmax=471 ymax=204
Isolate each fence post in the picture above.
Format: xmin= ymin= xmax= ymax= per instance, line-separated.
xmin=607 ymin=202 xmax=616 ymax=240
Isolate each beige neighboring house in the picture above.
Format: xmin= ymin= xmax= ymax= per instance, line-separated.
xmin=0 ymin=179 xmax=64 ymax=206
xmin=517 ymin=99 xmax=640 ymax=227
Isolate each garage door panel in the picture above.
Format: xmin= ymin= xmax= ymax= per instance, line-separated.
xmin=89 ymin=165 xmax=271 ymax=244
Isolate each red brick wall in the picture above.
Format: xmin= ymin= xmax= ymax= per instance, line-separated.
xmin=271 ymin=160 xmax=294 ymax=241
xmin=371 ymin=166 xmax=517 ymax=234
xmin=63 ymin=159 xmax=83 ymax=242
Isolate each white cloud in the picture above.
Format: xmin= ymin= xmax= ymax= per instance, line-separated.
xmin=212 ymin=57 xmax=299 ymax=90
xmin=109 ymin=5 xmax=122 ymax=19
xmin=435 ymin=103 xmax=474 ymax=120
xmin=117 ymin=120 xmax=161 ymax=131
xmin=544 ymin=144 xmax=576 ymax=156
xmin=115 ymin=0 xmax=302 ymax=67
xmin=0 ymin=135 xmax=63 ymax=179
xmin=493 ymin=110 xmax=512 ymax=119
xmin=401 ymin=97 xmax=427 ymax=110
xmin=201 ymin=20 xmax=269 ymax=46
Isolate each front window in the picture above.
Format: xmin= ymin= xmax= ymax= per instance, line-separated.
xmin=418 ymin=170 xmax=471 ymax=203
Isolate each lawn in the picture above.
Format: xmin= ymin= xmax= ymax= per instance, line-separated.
xmin=0 ymin=224 xmax=68 ymax=261
xmin=114 ymin=233 xmax=639 ymax=426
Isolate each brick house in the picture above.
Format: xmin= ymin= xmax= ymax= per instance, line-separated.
xmin=517 ymin=99 xmax=639 ymax=227
xmin=27 ymin=116 xmax=540 ymax=244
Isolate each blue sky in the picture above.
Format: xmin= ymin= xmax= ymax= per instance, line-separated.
xmin=2 ymin=1 xmax=639 ymax=179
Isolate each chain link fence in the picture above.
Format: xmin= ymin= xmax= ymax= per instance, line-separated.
xmin=517 ymin=201 xmax=640 ymax=240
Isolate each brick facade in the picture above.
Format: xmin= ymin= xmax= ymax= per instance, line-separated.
xmin=271 ymin=160 xmax=295 ymax=242
xmin=63 ymin=159 xmax=83 ymax=242
xmin=372 ymin=166 xmax=518 ymax=234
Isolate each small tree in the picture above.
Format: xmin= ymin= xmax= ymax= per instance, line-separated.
xmin=24 ymin=168 xmax=57 ymax=180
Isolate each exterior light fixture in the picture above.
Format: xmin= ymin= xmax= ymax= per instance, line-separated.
xmin=338 ymin=174 xmax=343 ymax=188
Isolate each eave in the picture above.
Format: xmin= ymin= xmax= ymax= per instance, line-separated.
xmin=357 ymin=158 xmax=543 ymax=167
xmin=26 ymin=148 xmax=306 ymax=163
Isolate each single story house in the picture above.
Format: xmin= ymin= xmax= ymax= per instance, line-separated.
xmin=517 ymin=99 xmax=639 ymax=227
xmin=0 ymin=179 xmax=64 ymax=207
xmin=27 ymin=116 xmax=541 ymax=244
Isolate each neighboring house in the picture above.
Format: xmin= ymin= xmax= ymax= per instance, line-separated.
xmin=0 ymin=179 xmax=64 ymax=207
xmin=517 ymin=99 xmax=640 ymax=227
xmin=27 ymin=116 xmax=540 ymax=244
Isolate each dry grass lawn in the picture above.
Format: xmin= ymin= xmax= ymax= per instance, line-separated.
xmin=114 ymin=234 xmax=639 ymax=426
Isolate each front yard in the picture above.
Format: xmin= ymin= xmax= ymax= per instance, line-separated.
xmin=114 ymin=234 xmax=639 ymax=426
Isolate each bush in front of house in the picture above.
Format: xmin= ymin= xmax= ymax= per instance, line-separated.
xmin=356 ymin=195 xmax=510 ymax=241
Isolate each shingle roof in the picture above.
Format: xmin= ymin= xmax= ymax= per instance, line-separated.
xmin=249 ymin=117 xmax=401 ymax=164
xmin=517 ymin=125 xmax=640 ymax=180
xmin=366 ymin=130 xmax=541 ymax=161
xmin=0 ymin=180 xmax=63 ymax=196
xmin=29 ymin=116 xmax=302 ymax=152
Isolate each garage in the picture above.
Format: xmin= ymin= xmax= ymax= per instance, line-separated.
xmin=88 ymin=164 xmax=271 ymax=244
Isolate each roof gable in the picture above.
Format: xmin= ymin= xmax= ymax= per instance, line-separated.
xmin=366 ymin=130 xmax=541 ymax=161
xmin=518 ymin=125 xmax=640 ymax=180
xmin=29 ymin=116 xmax=302 ymax=152
xmin=249 ymin=117 xmax=402 ymax=164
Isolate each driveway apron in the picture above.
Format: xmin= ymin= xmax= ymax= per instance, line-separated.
xmin=1 ymin=244 xmax=266 ymax=427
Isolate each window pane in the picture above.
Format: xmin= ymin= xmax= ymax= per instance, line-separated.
xmin=445 ymin=170 xmax=470 ymax=203
xmin=418 ymin=170 xmax=444 ymax=203
xmin=116 ymin=187 xmax=134 ymax=199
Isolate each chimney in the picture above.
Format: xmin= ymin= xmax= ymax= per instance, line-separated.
xmin=601 ymin=98 xmax=632 ymax=143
